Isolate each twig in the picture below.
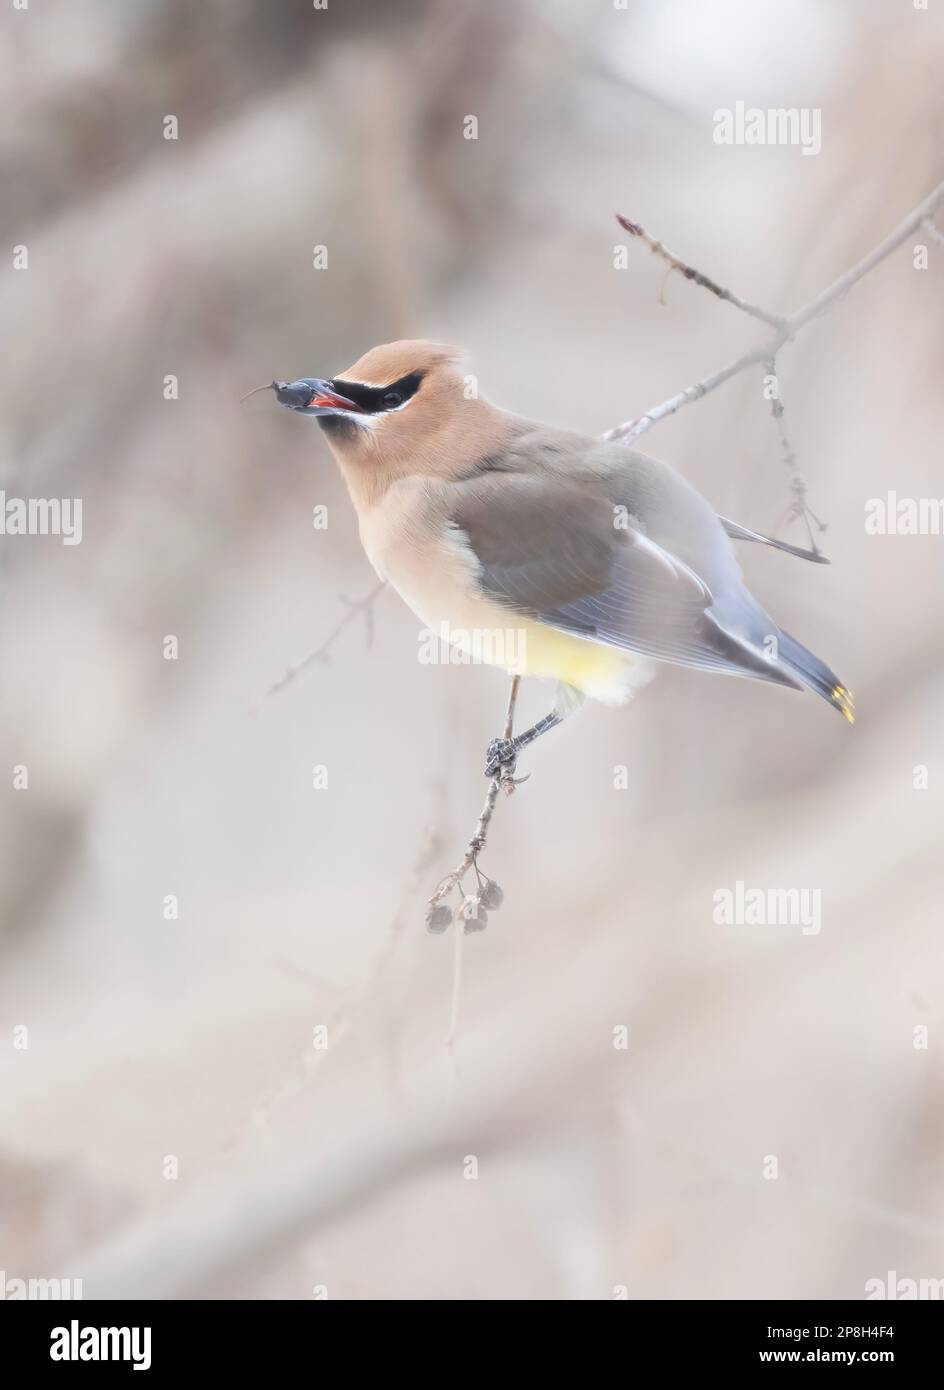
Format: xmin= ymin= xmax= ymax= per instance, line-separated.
xmin=616 ymin=210 xmax=806 ymax=510
xmin=606 ymin=175 xmax=944 ymax=445
xmin=426 ymin=675 xmax=520 ymax=930
xmin=251 ymin=580 xmax=386 ymax=711
xmin=764 ymin=355 xmax=825 ymax=555
xmin=765 ymin=356 xmax=796 ymax=477
xmin=615 ymin=213 xmax=786 ymax=329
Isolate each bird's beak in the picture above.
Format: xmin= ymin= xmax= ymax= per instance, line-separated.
xmin=272 ymin=378 xmax=365 ymax=416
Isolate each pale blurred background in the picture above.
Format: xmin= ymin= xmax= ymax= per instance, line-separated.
xmin=1 ymin=0 xmax=942 ymax=1300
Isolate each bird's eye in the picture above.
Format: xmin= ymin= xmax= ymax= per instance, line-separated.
xmin=383 ymin=391 xmax=403 ymax=409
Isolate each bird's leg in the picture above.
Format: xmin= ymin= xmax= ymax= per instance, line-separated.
xmin=484 ymin=711 xmax=563 ymax=778
xmin=483 ymin=682 xmax=583 ymax=779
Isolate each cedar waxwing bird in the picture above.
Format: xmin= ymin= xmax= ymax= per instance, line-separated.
xmin=266 ymin=340 xmax=854 ymax=776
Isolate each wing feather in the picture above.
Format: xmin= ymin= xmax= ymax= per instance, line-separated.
xmin=445 ymin=469 xmax=797 ymax=685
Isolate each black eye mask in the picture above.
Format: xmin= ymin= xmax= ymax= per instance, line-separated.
xmin=328 ymin=371 xmax=424 ymax=413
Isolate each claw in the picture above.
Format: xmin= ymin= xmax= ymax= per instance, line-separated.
xmin=484 ymin=736 xmax=517 ymax=779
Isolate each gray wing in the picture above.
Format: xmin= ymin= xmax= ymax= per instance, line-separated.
xmin=445 ymin=456 xmax=799 ymax=687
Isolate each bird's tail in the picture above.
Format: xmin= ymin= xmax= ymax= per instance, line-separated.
xmin=776 ymin=629 xmax=855 ymax=724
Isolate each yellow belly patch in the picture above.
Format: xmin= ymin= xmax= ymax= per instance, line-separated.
xmin=514 ymin=621 xmax=648 ymax=704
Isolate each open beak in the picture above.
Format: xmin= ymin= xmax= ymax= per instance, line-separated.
xmin=272 ymin=378 xmax=364 ymax=416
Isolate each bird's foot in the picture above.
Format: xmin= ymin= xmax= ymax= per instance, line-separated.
xmin=484 ymin=737 xmax=518 ymax=779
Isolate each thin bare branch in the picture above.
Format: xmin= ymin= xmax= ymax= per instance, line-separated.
xmin=606 ymin=175 xmax=944 ymax=445
xmin=616 ymin=213 xmax=786 ymax=329
xmin=764 ymin=355 xmax=826 ymax=555
xmin=251 ymin=580 xmax=387 ymax=711
xmin=426 ymin=674 xmax=520 ymax=930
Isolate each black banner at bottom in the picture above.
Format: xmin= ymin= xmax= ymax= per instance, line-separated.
xmin=1 ymin=1298 xmax=936 ymax=1375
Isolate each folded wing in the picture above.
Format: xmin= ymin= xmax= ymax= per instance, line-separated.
xmin=445 ymin=469 xmax=800 ymax=687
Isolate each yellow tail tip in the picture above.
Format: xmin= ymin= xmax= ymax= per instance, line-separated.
xmin=831 ymin=685 xmax=856 ymax=724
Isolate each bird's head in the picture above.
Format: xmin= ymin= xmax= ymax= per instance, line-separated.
xmin=261 ymin=340 xmax=468 ymax=453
